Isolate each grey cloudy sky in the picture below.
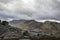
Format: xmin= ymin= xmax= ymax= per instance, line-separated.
xmin=0 ymin=0 xmax=60 ymax=21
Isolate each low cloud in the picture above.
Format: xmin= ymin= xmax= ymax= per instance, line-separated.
xmin=0 ymin=0 xmax=60 ymax=21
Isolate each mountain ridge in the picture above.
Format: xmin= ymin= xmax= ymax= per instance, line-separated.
xmin=9 ymin=20 xmax=60 ymax=33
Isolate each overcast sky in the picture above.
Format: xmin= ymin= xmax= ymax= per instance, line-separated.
xmin=0 ymin=0 xmax=60 ymax=21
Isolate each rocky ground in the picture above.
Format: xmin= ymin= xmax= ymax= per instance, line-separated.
xmin=0 ymin=20 xmax=60 ymax=40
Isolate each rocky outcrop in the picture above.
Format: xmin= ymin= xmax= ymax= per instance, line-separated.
xmin=0 ymin=20 xmax=22 ymax=40
xmin=1 ymin=21 xmax=8 ymax=26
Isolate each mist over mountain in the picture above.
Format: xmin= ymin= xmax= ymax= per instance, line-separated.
xmin=0 ymin=0 xmax=60 ymax=21
xmin=0 ymin=0 xmax=60 ymax=40
xmin=9 ymin=20 xmax=60 ymax=33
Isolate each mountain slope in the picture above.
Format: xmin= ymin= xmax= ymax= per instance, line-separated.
xmin=0 ymin=22 xmax=22 ymax=40
xmin=10 ymin=20 xmax=60 ymax=33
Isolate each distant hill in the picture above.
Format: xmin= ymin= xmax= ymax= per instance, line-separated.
xmin=9 ymin=20 xmax=60 ymax=33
